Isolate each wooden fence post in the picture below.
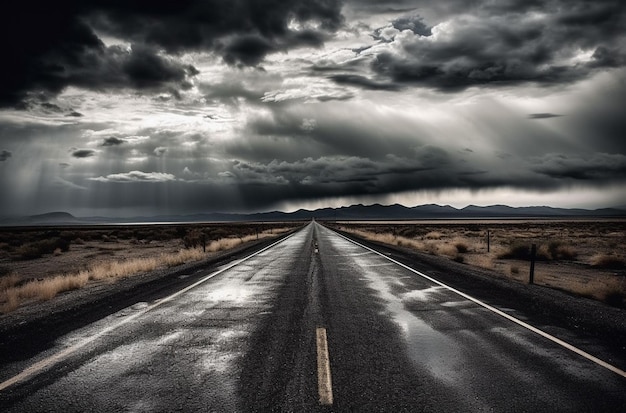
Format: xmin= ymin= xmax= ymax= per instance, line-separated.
xmin=529 ymin=244 xmax=536 ymax=284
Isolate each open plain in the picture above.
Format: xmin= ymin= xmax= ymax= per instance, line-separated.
xmin=329 ymin=219 xmax=626 ymax=308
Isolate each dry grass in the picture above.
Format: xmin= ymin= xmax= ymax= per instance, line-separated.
xmin=341 ymin=228 xmax=427 ymax=252
xmin=435 ymin=243 xmax=458 ymax=258
xmin=0 ymin=227 xmax=293 ymax=314
xmin=591 ymin=253 xmax=626 ymax=269
xmin=0 ymin=272 xmax=20 ymax=291
xmin=1 ymin=290 xmax=19 ymax=313
xmin=550 ymin=272 xmax=626 ymax=305
xmin=465 ymin=254 xmax=495 ymax=270
xmin=205 ymin=228 xmax=290 ymax=252
xmin=425 ymin=231 xmax=443 ymax=240
xmin=335 ymin=220 xmax=626 ymax=307
xmin=1 ymin=273 xmax=89 ymax=312
xmin=1 ymin=248 xmax=203 ymax=312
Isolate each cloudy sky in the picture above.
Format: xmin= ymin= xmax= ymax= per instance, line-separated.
xmin=1 ymin=0 xmax=625 ymax=217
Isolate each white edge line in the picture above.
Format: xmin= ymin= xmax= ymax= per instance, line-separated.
xmin=331 ymin=229 xmax=626 ymax=379
xmin=0 ymin=230 xmax=300 ymax=392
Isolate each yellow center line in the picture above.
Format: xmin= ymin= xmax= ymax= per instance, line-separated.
xmin=316 ymin=327 xmax=334 ymax=406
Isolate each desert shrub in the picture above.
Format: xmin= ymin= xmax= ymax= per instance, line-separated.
xmin=0 ymin=289 xmax=19 ymax=313
xmin=0 ymin=272 xmax=20 ymax=291
xmin=59 ymin=231 xmax=79 ymax=241
xmin=211 ymin=228 xmax=230 ymax=239
xmin=547 ymin=241 xmax=577 ymax=261
xmin=591 ymin=254 xmax=626 ymax=269
xmin=101 ymin=234 xmax=113 ymax=242
xmin=454 ymin=242 xmax=469 ymax=253
xmin=15 ymin=244 xmax=42 ymax=260
xmin=425 ymin=231 xmax=443 ymax=240
xmin=498 ymin=243 xmax=531 ymax=260
xmin=437 ymin=243 xmax=458 ymax=257
xmin=464 ymin=231 xmax=480 ymax=237
xmin=58 ymin=238 xmax=70 ymax=252
xmin=453 ymin=255 xmax=465 ymax=263
xmin=10 ymin=273 xmax=89 ymax=302
xmin=498 ymin=242 xmax=550 ymax=261
xmin=182 ymin=229 xmax=205 ymax=249
xmin=14 ymin=238 xmax=70 ymax=260
xmin=397 ymin=227 xmax=420 ymax=238
xmin=175 ymin=226 xmax=188 ymax=238
xmin=147 ymin=228 xmax=171 ymax=241
xmin=44 ymin=230 xmax=60 ymax=238
xmin=510 ymin=266 xmax=520 ymax=275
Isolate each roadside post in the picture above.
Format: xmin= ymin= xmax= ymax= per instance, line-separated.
xmin=529 ymin=244 xmax=536 ymax=284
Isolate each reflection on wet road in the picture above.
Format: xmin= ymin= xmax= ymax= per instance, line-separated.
xmin=1 ymin=222 xmax=625 ymax=412
xmin=316 ymin=224 xmax=626 ymax=411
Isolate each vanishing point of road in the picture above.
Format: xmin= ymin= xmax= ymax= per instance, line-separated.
xmin=1 ymin=222 xmax=625 ymax=412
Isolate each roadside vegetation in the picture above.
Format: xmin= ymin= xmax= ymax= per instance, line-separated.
xmin=0 ymin=223 xmax=300 ymax=313
xmin=330 ymin=220 xmax=626 ymax=308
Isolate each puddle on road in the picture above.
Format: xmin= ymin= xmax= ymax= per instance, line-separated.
xmin=324 ymin=232 xmax=465 ymax=382
xmin=402 ymin=286 xmax=444 ymax=302
xmin=357 ymin=263 xmax=464 ymax=383
xmin=202 ymin=285 xmax=254 ymax=304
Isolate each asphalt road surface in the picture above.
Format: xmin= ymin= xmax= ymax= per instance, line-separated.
xmin=1 ymin=222 xmax=625 ymax=412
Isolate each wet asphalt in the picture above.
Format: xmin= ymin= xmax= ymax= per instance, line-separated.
xmin=1 ymin=222 xmax=625 ymax=412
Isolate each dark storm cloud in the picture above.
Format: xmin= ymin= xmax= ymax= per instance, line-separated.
xmin=340 ymin=0 xmax=626 ymax=91
xmin=190 ymin=150 xmax=555 ymax=208
xmin=0 ymin=150 xmax=11 ymax=161
xmin=90 ymin=171 xmax=176 ymax=183
xmin=222 ymin=35 xmax=278 ymax=67
xmin=528 ymin=113 xmax=563 ymax=119
xmin=373 ymin=15 xmax=432 ymax=40
xmin=120 ymin=45 xmax=197 ymax=90
xmin=533 ymin=153 xmax=626 ymax=181
xmin=89 ymin=0 xmax=343 ymax=52
xmin=566 ymin=71 xmax=626 ymax=154
xmin=0 ymin=32 xmax=198 ymax=107
xmin=205 ymin=149 xmax=624 ymax=209
xmin=101 ymin=137 xmax=126 ymax=147
xmin=0 ymin=0 xmax=343 ymax=107
xmin=242 ymin=108 xmax=427 ymax=162
xmin=71 ymin=149 xmax=96 ymax=158
xmin=329 ymin=74 xmax=401 ymax=91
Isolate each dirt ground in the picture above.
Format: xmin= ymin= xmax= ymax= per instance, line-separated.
xmin=2 ymin=238 xmax=180 ymax=281
xmin=0 ymin=223 xmax=301 ymax=295
xmin=331 ymin=219 xmax=626 ymax=307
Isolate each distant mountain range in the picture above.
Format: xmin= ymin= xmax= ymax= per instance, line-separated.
xmin=2 ymin=204 xmax=625 ymax=226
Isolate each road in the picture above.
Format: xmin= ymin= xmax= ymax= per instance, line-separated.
xmin=1 ymin=222 xmax=625 ymax=412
